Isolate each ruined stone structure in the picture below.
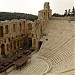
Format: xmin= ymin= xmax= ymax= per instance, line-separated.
xmin=38 ymin=2 xmax=52 ymax=20
xmin=0 ymin=2 xmax=74 ymax=75
xmin=0 ymin=2 xmax=52 ymax=59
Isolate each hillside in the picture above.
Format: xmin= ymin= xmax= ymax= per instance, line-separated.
xmin=0 ymin=12 xmax=38 ymax=21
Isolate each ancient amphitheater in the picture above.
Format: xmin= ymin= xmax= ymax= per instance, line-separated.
xmin=0 ymin=2 xmax=75 ymax=75
xmin=8 ymin=19 xmax=75 ymax=75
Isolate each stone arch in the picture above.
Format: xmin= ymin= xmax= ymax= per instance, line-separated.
xmin=21 ymin=34 xmax=23 ymax=36
xmin=33 ymin=39 xmax=36 ymax=45
xmin=12 ymin=37 xmax=13 ymax=39
xmin=0 ymin=26 xmax=3 ymax=37
xmin=13 ymin=41 xmax=16 ymax=49
xmin=5 ymin=25 xmax=9 ymax=34
xmin=1 ymin=44 xmax=5 ymax=56
xmin=6 ymin=44 xmax=9 ymax=51
xmin=28 ymin=23 xmax=32 ymax=30
xmin=23 ymin=21 xmax=25 ymax=28
xmin=44 ymin=12 xmax=45 ymax=15
xmin=17 ymin=40 xmax=19 ymax=48
xmin=48 ymin=12 xmax=49 ymax=19
xmin=13 ymin=24 xmax=15 ymax=32
xmin=28 ymin=38 xmax=32 ymax=48
xmin=38 ymin=41 xmax=43 ymax=50
xmin=19 ymin=39 xmax=23 ymax=48
xmin=44 ymin=12 xmax=45 ymax=19
xmin=10 ymin=43 xmax=12 ymax=50
xmin=19 ymin=23 xmax=22 ymax=32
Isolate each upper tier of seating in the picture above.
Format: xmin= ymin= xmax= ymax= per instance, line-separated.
xmin=38 ymin=20 xmax=75 ymax=74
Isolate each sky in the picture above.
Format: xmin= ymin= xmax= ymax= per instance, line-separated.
xmin=0 ymin=0 xmax=74 ymax=15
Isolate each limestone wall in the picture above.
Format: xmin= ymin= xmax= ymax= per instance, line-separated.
xmin=52 ymin=17 xmax=75 ymax=21
xmin=38 ymin=2 xmax=52 ymax=20
xmin=0 ymin=2 xmax=52 ymax=59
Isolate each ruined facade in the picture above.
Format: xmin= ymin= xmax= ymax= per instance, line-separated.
xmin=38 ymin=2 xmax=52 ymax=20
xmin=0 ymin=2 xmax=52 ymax=59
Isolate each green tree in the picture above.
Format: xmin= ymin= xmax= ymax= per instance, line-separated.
xmin=68 ymin=9 xmax=70 ymax=16
xmin=64 ymin=10 xmax=67 ymax=16
xmin=72 ymin=6 xmax=75 ymax=16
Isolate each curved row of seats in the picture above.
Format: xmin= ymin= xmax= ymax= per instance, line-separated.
xmin=7 ymin=20 xmax=75 ymax=75
xmin=8 ymin=57 xmax=50 ymax=75
xmin=38 ymin=20 xmax=75 ymax=74
xmin=50 ymin=54 xmax=75 ymax=73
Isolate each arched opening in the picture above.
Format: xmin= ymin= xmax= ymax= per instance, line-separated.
xmin=48 ymin=12 xmax=49 ymax=19
xmin=7 ymin=44 xmax=9 ymax=51
xmin=13 ymin=41 xmax=16 ymax=49
xmin=41 ymin=26 xmax=42 ymax=34
xmin=13 ymin=24 xmax=15 ymax=32
xmin=1 ymin=44 xmax=5 ymax=56
xmin=0 ymin=26 xmax=3 ymax=37
xmin=12 ymin=37 xmax=13 ymax=39
xmin=23 ymin=21 xmax=25 ymax=28
xmin=28 ymin=23 xmax=32 ymax=30
xmin=28 ymin=38 xmax=32 ymax=48
xmin=21 ymin=34 xmax=23 ymax=36
xmin=33 ymin=39 xmax=36 ymax=45
xmin=4 ymin=39 xmax=6 ymax=43
xmin=10 ymin=43 xmax=12 ymax=50
xmin=23 ymin=21 xmax=25 ymax=33
xmin=19 ymin=40 xmax=23 ymax=48
xmin=23 ymin=41 xmax=26 ymax=48
xmin=38 ymin=41 xmax=42 ymax=50
xmin=5 ymin=25 xmax=9 ymax=34
xmin=44 ymin=12 xmax=45 ymax=19
xmin=20 ymin=23 xmax=22 ymax=32
xmin=23 ymin=38 xmax=28 ymax=49
xmin=17 ymin=40 xmax=19 ymax=48
xmin=8 ymin=38 xmax=10 ymax=42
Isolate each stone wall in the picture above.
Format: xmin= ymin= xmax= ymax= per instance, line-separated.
xmin=52 ymin=17 xmax=75 ymax=21
xmin=38 ymin=2 xmax=52 ymax=20
xmin=0 ymin=2 xmax=52 ymax=59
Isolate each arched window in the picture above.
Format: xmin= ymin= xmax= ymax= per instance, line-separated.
xmin=12 ymin=37 xmax=13 ymax=39
xmin=5 ymin=25 xmax=9 ymax=34
xmin=48 ymin=12 xmax=49 ymax=19
xmin=13 ymin=41 xmax=16 ymax=49
xmin=23 ymin=21 xmax=25 ymax=28
xmin=1 ymin=44 xmax=5 ymax=56
xmin=4 ymin=39 xmax=6 ymax=43
xmin=33 ymin=39 xmax=36 ymax=45
xmin=0 ymin=26 xmax=3 ymax=37
xmin=8 ymin=38 xmax=10 ymax=42
xmin=44 ymin=12 xmax=45 ymax=19
xmin=7 ymin=44 xmax=9 ymax=51
xmin=21 ymin=34 xmax=23 ymax=36
xmin=10 ymin=43 xmax=12 ymax=50
xmin=28 ymin=23 xmax=32 ymax=30
xmin=13 ymin=24 xmax=15 ymax=32
xmin=17 ymin=40 xmax=19 ymax=48
xmin=23 ymin=21 xmax=25 ymax=33
xmin=44 ymin=12 xmax=45 ymax=16
xmin=28 ymin=38 xmax=32 ymax=48
xmin=20 ymin=23 xmax=22 ymax=32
